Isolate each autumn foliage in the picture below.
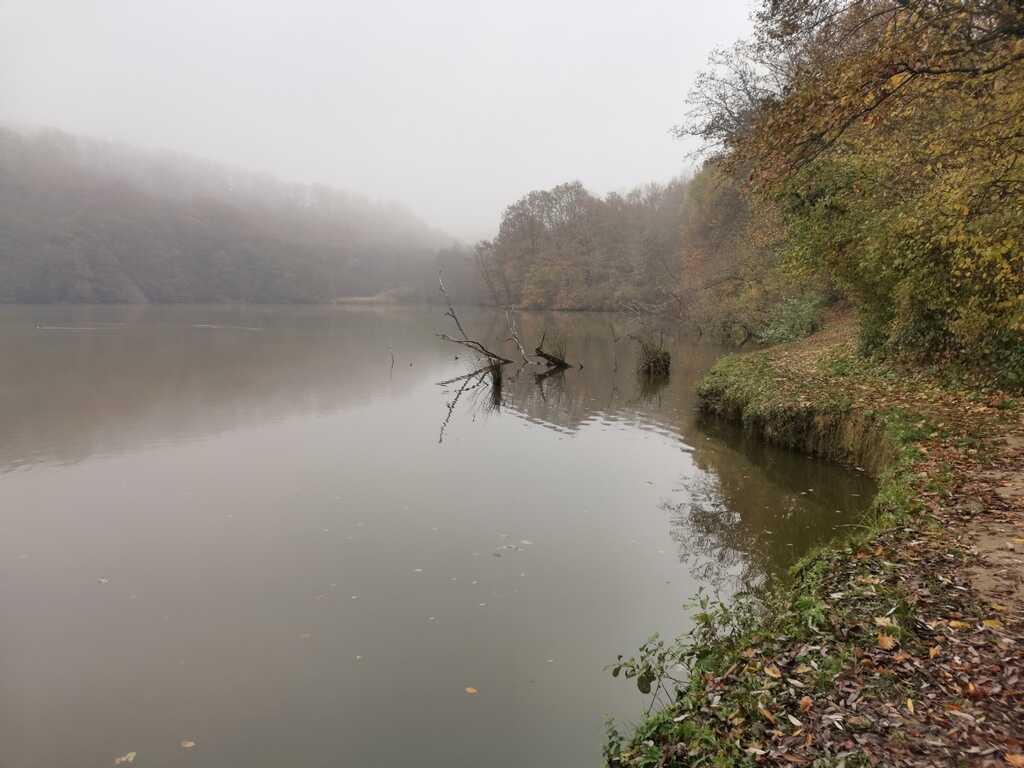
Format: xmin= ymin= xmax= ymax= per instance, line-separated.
xmin=684 ymin=0 xmax=1024 ymax=382
xmin=477 ymin=180 xmax=688 ymax=311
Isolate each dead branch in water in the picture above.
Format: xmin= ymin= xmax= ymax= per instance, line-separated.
xmin=437 ymin=271 xmax=513 ymax=364
xmin=438 ymin=334 xmax=514 ymax=363
xmin=630 ymin=332 xmax=671 ymax=378
xmin=534 ymin=328 xmax=571 ymax=369
xmin=504 ymin=309 xmax=533 ymax=365
xmin=608 ymin=320 xmax=624 ymax=372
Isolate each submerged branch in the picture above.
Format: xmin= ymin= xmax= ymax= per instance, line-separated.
xmin=437 ymin=334 xmax=514 ymax=364
xmin=535 ymin=327 xmax=572 ymax=368
xmin=437 ymin=269 xmax=514 ymax=364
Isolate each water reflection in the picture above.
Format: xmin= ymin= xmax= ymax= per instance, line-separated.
xmin=0 ymin=305 xmax=873 ymax=768
xmin=439 ymin=309 xmax=874 ymax=583
xmin=0 ymin=305 xmax=449 ymax=470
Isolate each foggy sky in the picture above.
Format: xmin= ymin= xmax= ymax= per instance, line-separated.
xmin=1 ymin=0 xmax=753 ymax=239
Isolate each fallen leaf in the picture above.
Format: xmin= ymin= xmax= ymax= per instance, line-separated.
xmin=948 ymin=620 xmax=970 ymax=630
xmin=757 ymin=704 xmax=776 ymax=724
xmin=180 ymin=740 xmax=196 ymax=749
xmin=1007 ymin=755 xmax=1024 ymax=767
xmin=982 ymin=618 xmax=1003 ymax=630
xmin=113 ymin=754 xmax=136 ymax=766
xmin=764 ymin=664 xmax=782 ymax=679
xmin=878 ymin=633 xmax=898 ymax=650
xmin=874 ymin=616 xmax=895 ymax=628
xmin=894 ymin=650 xmax=912 ymax=662
xmin=464 ymin=686 xmax=478 ymax=695
xmin=787 ymin=714 xmax=803 ymax=727
xmin=906 ymin=698 xmax=914 ymax=714
xmin=929 ymin=645 xmax=941 ymax=658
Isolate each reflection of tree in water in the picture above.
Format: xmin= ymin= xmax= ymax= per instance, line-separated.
xmin=665 ymin=475 xmax=751 ymax=593
xmin=634 ymin=372 xmax=669 ymax=408
xmin=667 ymin=421 xmax=876 ymax=588
xmin=437 ymin=362 xmax=504 ymax=443
xmin=435 ymin=309 xmax=722 ymax=435
xmin=432 ymin=308 xmax=875 ymax=583
xmin=0 ymin=304 xmax=454 ymax=470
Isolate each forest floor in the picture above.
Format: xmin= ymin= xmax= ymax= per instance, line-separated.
xmin=609 ymin=315 xmax=1024 ymax=768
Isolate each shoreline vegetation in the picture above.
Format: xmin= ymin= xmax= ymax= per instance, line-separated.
xmin=602 ymin=3 xmax=1024 ymax=760
xmin=606 ymin=314 xmax=1024 ymax=767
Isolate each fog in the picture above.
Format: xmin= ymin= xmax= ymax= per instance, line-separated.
xmin=1 ymin=0 xmax=752 ymax=239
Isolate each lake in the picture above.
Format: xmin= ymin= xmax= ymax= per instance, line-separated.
xmin=0 ymin=305 xmax=874 ymax=768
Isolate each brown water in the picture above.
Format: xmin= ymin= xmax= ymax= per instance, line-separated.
xmin=0 ymin=305 xmax=874 ymax=768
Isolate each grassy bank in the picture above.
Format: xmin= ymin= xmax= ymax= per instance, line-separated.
xmin=607 ymin=318 xmax=1024 ymax=767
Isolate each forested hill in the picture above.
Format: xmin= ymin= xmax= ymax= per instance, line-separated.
xmin=0 ymin=126 xmax=457 ymax=303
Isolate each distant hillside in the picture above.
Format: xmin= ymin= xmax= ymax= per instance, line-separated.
xmin=0 ymin=126 xmax=465 ymax=303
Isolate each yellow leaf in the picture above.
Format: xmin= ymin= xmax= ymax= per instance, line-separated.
xmin=982 ymin=618 xmax=1003 ymax=630
xmin=180 ymin=741 xmax=196 ymax=749
xmin=878 ymin=633 xmax=898 ymax=651
xmin=1006 ymin=754 xmax=1024 ymax=767
xmin=906 ymin=698 xmax=914 ymax=714
xmin=764 ymin=664 xmax=782 ymax=679
xmin=874 ymin=616 xmax=895 ymax=628
xmin=464 ymin=686 xmax=478 ymax=695
xmin=948 ymin=620 xmax=970 ymax=630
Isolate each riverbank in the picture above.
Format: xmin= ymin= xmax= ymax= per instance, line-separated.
xmin=608 ymin=316 xmax=1024 ymax=767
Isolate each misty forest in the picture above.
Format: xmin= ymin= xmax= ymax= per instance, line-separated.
xmin=0 ymin=1 xmax=1022 ymax=767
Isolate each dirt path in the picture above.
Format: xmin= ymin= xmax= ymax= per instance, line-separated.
xmin=967 ymin=431 xmax=1024 ymax=619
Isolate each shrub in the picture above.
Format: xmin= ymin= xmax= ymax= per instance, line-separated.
xmin=757 ymin=293 xmax=824 ymax=344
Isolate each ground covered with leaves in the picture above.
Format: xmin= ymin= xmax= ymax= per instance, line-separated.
xmin=608 ymin=317 xmax=1024 ymax=768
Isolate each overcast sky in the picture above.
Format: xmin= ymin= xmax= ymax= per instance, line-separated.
xmin=1 ymin=0 xmax=753 ymax=239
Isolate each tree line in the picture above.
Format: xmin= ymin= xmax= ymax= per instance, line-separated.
xmin=479 ymin=0 xmax=1022 ymax=382
xmin=0 ymin=126 xmax=478 ymax=304
xmin=474 ymin=179 xmax=688 ymax=311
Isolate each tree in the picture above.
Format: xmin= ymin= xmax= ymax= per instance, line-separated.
xmin=681 ymin=0 xmax=1024 ymax=380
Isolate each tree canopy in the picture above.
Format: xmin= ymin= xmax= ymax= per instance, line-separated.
xmin=477 ymin=179 xmax=688 ymax=311
xmin=682 ymin=0 xmax=1024 ymax=379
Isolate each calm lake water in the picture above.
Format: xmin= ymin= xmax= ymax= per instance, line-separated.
xmin=0 ymin=305 xmax=874 ymax=768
